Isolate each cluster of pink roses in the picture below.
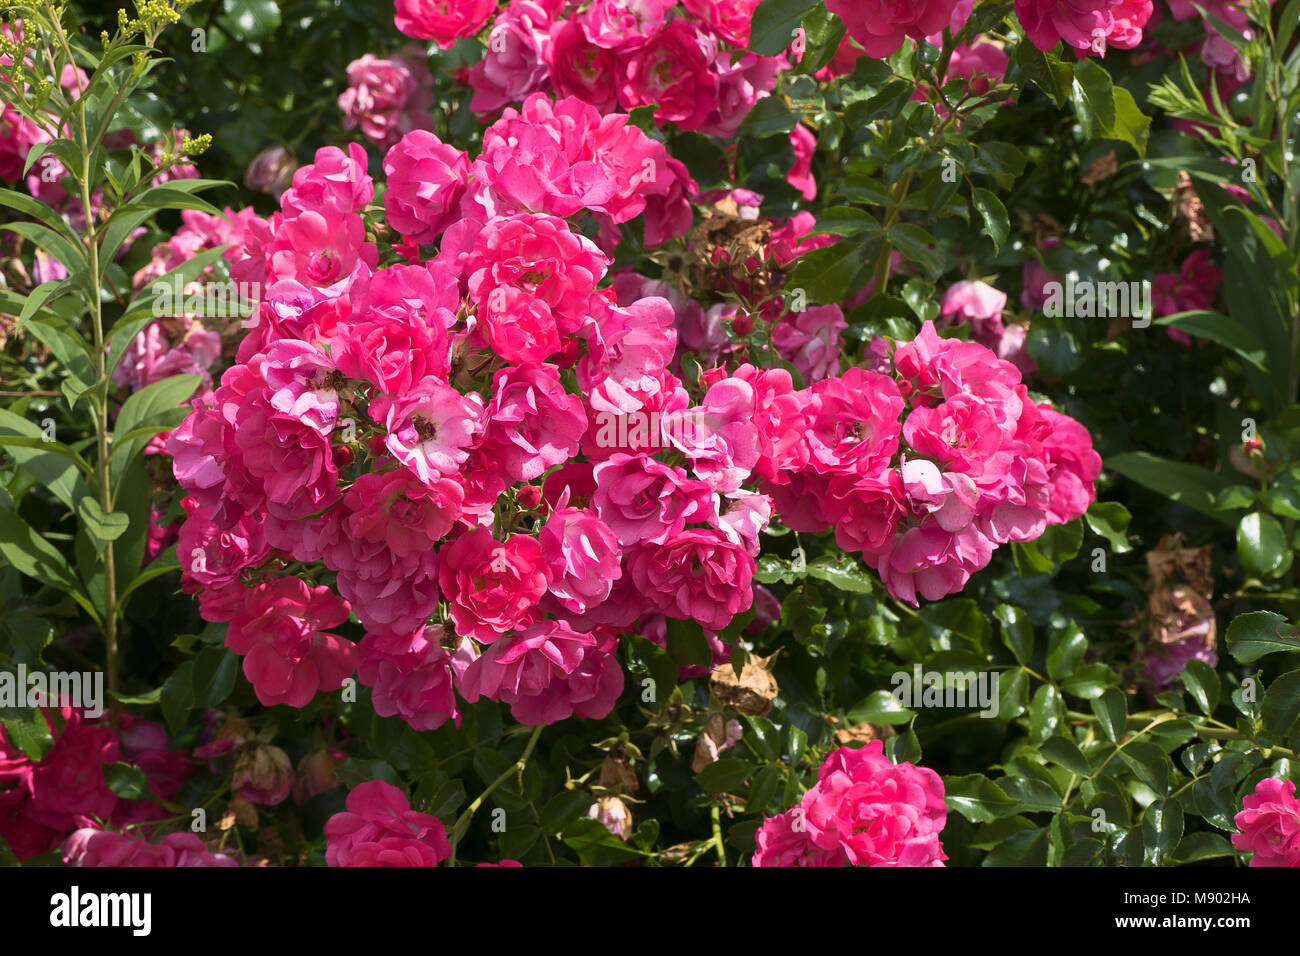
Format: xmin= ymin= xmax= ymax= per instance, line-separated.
xmin=765 ymin=320 xmax=1101 ymax=606
xmin=168 ymin=93 xmax=712 ymax=732
xmin=0 ymin=708 xmax=192 ymax=861
xmin=825 ymin=0 xmax=1149 ymax=62
xmin=753 ymin=741 xmax=948 ymax=866
xmin=394 ymin=0 xmax=783 ymax=135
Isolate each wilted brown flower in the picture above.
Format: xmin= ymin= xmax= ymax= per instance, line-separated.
xmin=709 ymin=652 xmax=779 ymax=716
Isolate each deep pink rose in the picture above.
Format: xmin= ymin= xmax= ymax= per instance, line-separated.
xmin=1232 ymin=777 xmax=1300 ymax=867
xmin=325 ymin=781 xmax=451 ymax=866
xmin=437 ymin=527 xmax=551 ymax=642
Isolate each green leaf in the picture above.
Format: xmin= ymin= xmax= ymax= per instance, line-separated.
xmin=665 ymin=617 xmax=712 ymax=668
xmin=1029 ymin=683 xmax=1063 ymax=743
xmin=1120 ymin=740 xmax=1171 ymax=794
xmin=749 ymin=0 xmax=821 ymax=55
xmin=1046 ymin=623 xmax=1087 ymax=681
xmin=1040 ymin=736 xmax=1092 ymax=776
xmin=1181 ymin=659 xmax=1221 ymax=716
xmin=191 ymin=646 xmax=240 ymax=709
xmin=76 ymin=497 xmax=130 ymax=547
xmin=160 ymin=659 xmax=195 ymax=735
xmin=847 ymin=689 xmax=915 ymax=725
xmin=994 ymin=604 xmax=1033 ymax=664
xmin=103 ymin=762 xmax=152 ymax=801
xmin=0 ymin=187 xmax=82 ymax=247
xmin=1142 ymin=798 xmax=1183 ymax=866
xmin=943 ymin=773 xmax=1018 ymax=823
xmin=0 ymin=507 xmax=82 ymax=596
xmin=1085 ymin=501 xmax=1133 ymax=553
xmin=1071 ymin=59 xmax=1150 ymax=156
xmin=1226 ymin=610 xmax=1300 ymax=663
xmin=1105 ymin=452 xmax=1237 ymax=522
xmin=1237 ymin=511 xmax=1287 ymax=577
xmin=971 ymin=188 xmax=1009 ymax=252
xmin=1262 ymin=669 xmax=1300 ymax=738
xmin=1013 ymin=41 xmax=1072 ymax=106
xmin=2 ymin=222 xmax=86 ymax=275
xmin=786 ymin=238 xmax=868 ymax=305
xmin=110 ymin=373 xmax=201 ymax=483
xmin=1173 ymin=831 xmax=1235 ymax=863
xmin=561 ymin=817 xmax=643 ymax=865
xmin=806 ymin=552 xmax=874 ymax=592
xmin=887 ymin=223 xmax=946 ymax=279
xmin=1091 ymin=687 xmax=1127 ymax=743
xmin=540 ymin=790 xmax=595 ymax=833
xmin=695 ymin=757 xmax=756 ymax=794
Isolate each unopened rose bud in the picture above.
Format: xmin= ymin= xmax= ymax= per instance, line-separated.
xmin=587 ymin=795 xmax=633 ymax=842
xmin=244 ymin=145 xmax=297 ymax=198
xmin=232 ymin=744 xmax=294 ymax=807
xmin=292 ymin=749 xmax=339 ymax=803
xmin=517 ymin=484 xmax=542 ymax=509
xmin=732 ymin=312 xmax=753 ymax=336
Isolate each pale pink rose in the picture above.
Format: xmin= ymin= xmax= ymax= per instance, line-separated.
xmin=772 ymin=304 xmax=847 ymax=383
xmin=372 ymin=377 xmax=486 ymax=485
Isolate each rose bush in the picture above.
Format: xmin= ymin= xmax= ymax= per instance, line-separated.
xmin=0 ymin=0 xmax=1296 ymax=870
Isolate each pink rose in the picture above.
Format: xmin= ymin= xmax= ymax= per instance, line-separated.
xmin=591 ymin=453 xmax=715 ymax=545
xmin=338 ymin=46 xmax=435 ymax=150
xmin=64 ymin=829 xmax=240 ymax=867
xmin=1013 ymin=0 xmax=1152 ymax=55
xmin=539 ymin=503 xmax=623 ymax=613
xmin=827 ymin=0 xmax=962 ymax=58
xmin=371 ymin=377 xmax=486 ymax=485
xmin=626 ymin=528 xmax=756 ymax=631
xmin=753 ymin=810 xmax=849 ymax=867
xmin=470 ymin=1 xmax=553 ymax=114
xmin=437 ymin=527 xmax=551 ymax=642
xmin=383 ymin=130 xmax=471 ymax=244
xmin=798 ymin=741 xmax=948 ymax=866
xmin=325 ymin=781 xmax=451 ymax=866
xmin=1232 ymin=777 xmax=1300 ymax=867
xmin=394 ymin=0 xmax=496 ymax=48
xmin=226 ymin=577 xmax=359 ymax=708
xmin=458 ymin=620 xmax=624 ymax=724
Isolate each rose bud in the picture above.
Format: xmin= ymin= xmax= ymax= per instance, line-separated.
xmin=586 ymin=795 xmax=633 ymax=842
xmin=244 ymin=145 xmax=297 ymax=198
xmin=517 ymin=484 xmax=542 ymax=509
